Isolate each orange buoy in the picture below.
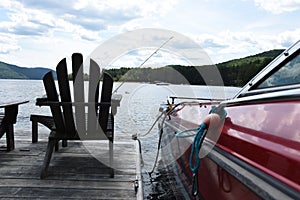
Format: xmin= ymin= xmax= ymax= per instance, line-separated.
xmin=202 ymin=113 xmax=221 ymax=128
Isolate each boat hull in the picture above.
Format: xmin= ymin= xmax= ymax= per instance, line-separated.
xmin=161 ymin=101 xmax=300 ymax=199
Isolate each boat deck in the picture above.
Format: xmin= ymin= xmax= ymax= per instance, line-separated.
xmin=0 ymin=130 xmax=143 ymax=199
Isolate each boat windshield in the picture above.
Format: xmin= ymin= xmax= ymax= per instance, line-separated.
xmin=257 ymin=51 xmax=300 ymax=89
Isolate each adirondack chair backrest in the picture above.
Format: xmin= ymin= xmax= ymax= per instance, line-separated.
xmin=56 ymin=58 xmax=77 ymax=137
xmin=42 ymin=53 xmax=113 ymax=140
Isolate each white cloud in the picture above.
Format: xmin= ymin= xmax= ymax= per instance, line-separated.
xmin=195 ymin=31 xmax=258 ymax=57
xmin=0 ymin=1 xmax=53 ymax=35
xmin=0 ymin=33 xmax=98 ymax=68
xmin=277 ymin=29 xmax=300 ymax=46
xmin=9 ymin=0 xmax=178 ymax=30
xmin=194 ymin=28 xmax=300 ymax=63
xmin=111 ymin=49 xmax=190 ymax=69
xmin=0 ymin=0 xmax=179 ymax=68
xmin=0 ymin=33 xmax=20 ymax=54
xmin=254 ymin=0 xmax=300 ymax=14
xmin=0 ymin=0 xmax=103 ymax=41
xmin=0 ymin=0 xmax=178 ymax=42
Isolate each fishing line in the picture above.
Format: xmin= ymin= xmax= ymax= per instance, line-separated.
xmin=112 ymin=36 xmax=174 ymax=94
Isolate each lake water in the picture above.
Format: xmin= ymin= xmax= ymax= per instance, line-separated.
xmin=0 ymin=79 xmax=240 ymax=199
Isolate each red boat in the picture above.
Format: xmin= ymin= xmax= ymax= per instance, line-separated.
xmin=160 ymin=40 xmax=300 ymax=199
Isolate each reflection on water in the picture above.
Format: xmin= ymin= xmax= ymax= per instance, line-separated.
xmin=0 ymin=79 xmax=240 ymax=199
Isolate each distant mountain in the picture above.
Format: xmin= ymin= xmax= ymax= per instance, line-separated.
xmin=0 ymin=61 xmax=56 ymax=80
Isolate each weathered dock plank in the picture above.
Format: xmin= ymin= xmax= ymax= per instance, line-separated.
xmin=0 ymin=138 xmax=143 ymax=199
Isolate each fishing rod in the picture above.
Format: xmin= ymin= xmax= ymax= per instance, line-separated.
xmin=112 ymin=36 xmax=174 ymax=94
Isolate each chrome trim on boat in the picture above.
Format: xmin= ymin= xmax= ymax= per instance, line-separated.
xmin=220 ymin=88 xmax=300 ymax=108
xmin=168 ymin=96 xmax=226 ymax=104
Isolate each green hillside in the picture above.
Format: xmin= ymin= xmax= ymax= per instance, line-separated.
xmin=105 ymin=49 xmax=284 ymax=86
xmin=217 ymin=49 xmax=284 ymax=86
xmin=0 ymin=61 xmax=55 ymax=80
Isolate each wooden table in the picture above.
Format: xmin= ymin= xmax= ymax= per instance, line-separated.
xmin=0 ymin=100 xmax=29 ymax=151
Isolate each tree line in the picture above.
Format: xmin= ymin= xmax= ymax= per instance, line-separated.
xmin=104 ymin=49 xmax=283 ymax=87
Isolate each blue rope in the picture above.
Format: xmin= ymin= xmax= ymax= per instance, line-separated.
xmin=174 ymin=105 xmax=227 ymax=196
xmin=189 ymin=123 xmax=208 ymax=196
xmin=189 ymin=123 xmax=207 ymax=173
xmin=190 ymin=106 xmax=227 ymax=196
xmin=174 ymin=105 xmax=227 ymax=173
xmin=210 ymin=105 xmax=227 ymax=120
xmin=189 ymin=106 xmax=227 ymax=173
xmin=175 ymin=128 xmax=198 ymax=138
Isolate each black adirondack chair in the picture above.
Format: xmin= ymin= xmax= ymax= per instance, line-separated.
xmin=39 ymin=53 xmax=114 ymax=179
xmin=30 ymin=54 xmax=85 ymax=150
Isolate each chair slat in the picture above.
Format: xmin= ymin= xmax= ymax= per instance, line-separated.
xmin=72 ymin=53 xmax=83 ymax=83
xmin=87 ymin=59 xmax=100 ymax=138
xmin=98 ymin=72 xmax=113 ymax=135
xmin=56 ymin=59 xmax=76 ymax=136
xmin=43 ymin=72 xmax=65 ymax=132
xmin=72 ymin=53 xmax=86 ymax=136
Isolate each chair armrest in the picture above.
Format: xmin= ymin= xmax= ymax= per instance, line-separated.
xmin=36 ymin=101 xmax=112 ymax=107
xmin=112 ymin=94 xmax=122 ymax=107
xmin=36 ymin=98 xmax=49 ymax=106
xmin=111 ymin=94 xmax=122 ymax=115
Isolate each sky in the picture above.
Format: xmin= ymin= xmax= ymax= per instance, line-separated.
xmin=0 ymin=0 xmax=300 ymax=70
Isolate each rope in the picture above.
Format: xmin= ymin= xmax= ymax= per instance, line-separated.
xmin=188 ymin=123 xmax=208 ymax=196
xmin=149 ymin=113 xmax=168 ymax=175
xmin=210 ymin=105 xmax=227 ymax=120
xmin=176 ymin=105 xmax=227 ymax=196
xmin=132 ymin=108 xmax=168 ymax=175
xmin=175 ymin=128 xmax=198 ymax=138
xmin=134 ymin=100 xmax=226 ymax=184
xmin=189 ymin=123 xmax=207 ymax=173
xmin=138 ymin=111 xmax=164 ymax=137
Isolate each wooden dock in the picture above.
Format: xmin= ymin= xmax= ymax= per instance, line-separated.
xmin=0 ymin=131 xmax=143 ymax=199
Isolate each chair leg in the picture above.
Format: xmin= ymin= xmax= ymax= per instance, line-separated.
xmin=62 ymin=140 xmax=68 ymax=147
xmin=40 ymin=138 xmax=56 ymax=179
xmin=109 ymin=141 xmax=114 ymax=178
xmin=32 ymin=120 xmax=38 ymax=143
xmin=6 ymin=124 xmax=14 ymax=151
xmin=55 ymin=141 xmax=59 ymax=151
